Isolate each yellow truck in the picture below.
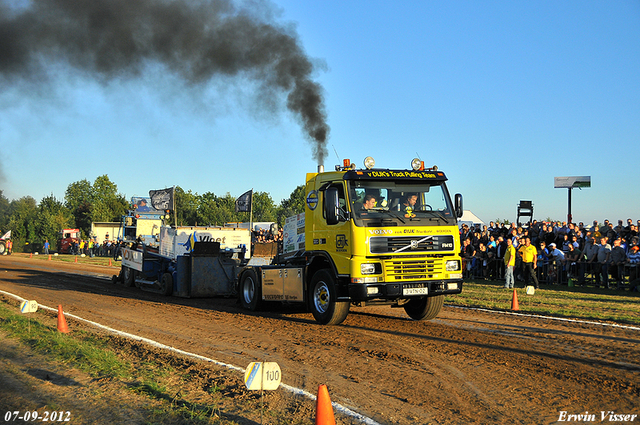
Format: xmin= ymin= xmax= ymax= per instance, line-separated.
xmin=238 ymin=157 xmax=464 ymax=325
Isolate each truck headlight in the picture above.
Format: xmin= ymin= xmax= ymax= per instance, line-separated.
xmin=446 ymin=260 xmax=461 ymax=271
xmin=352 ymin=277 xmax=380 ymax=283
xmin=361 ymin=263 xmax=377 ymax=274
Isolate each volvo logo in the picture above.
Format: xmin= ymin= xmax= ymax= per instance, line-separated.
xmin=306 ymin=190 xmax=319 ymax=210
xmin=410 ymin=240 xmax=419 ymax=249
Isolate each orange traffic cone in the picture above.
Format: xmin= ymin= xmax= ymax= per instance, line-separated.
xmin=57 ymin=305 xmax=70 ymax=333
xmin=511 ymin=288 xmax=520 ymax=311
xmin=108 ymin=259 xmax=112 ymax=266
xmin=29 ymin=253 xmax=32 ymax=258
xmin=48 ymin=255 xmax=51 ymax=261
xmin=315 ymin=384 xmax=335 ymax=425
xmin=74 ymin=256 xmax=78 ymax=263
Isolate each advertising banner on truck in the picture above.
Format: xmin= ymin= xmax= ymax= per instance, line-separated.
xmin=121 ymin=247 xmax=143 ymax=272
xmin=283 ymin=213 xmax=305 ymax=253
xmin=159 ymin=226 xmax=251 ymax=260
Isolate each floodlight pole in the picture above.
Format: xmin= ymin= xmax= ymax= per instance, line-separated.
xmin=554 ymin=176 xmax=590 ymax=225
xmin=567 ymin=188 xmax=572 ymax=224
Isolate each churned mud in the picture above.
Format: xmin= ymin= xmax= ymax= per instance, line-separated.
xmin=1 ymin=255 xmax=638 ymax=424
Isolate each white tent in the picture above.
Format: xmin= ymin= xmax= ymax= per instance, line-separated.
xmin=458 ymin=210 xmax=486 ymax=228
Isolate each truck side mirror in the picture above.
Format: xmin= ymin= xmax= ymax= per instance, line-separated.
xmin=325 ymin=187 xmax=340 ymax=225
xmin=455 ymin=193 xmax=463 ymax=218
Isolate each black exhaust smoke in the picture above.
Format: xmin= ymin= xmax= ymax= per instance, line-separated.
xmin=0 ymin=0 xmax=329 ymax=165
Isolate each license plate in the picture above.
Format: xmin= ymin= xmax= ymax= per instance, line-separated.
xmin=403 ymin=287 xmax=428 ymax=296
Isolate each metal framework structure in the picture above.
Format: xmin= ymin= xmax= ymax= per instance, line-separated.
xmin=516 ymin=200 xmax=533 ymax=227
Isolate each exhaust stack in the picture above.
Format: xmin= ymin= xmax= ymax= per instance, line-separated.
xmin=318 ymin=165 xmax=324 ymax=173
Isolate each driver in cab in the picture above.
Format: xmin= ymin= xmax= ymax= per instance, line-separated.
xmin=402 ymin=193 xmax=418 ymax=217
xmin=362 ymin=194 xmax=376 ymax=211
xmin=403 ymin=193 xmax=417 ymax=210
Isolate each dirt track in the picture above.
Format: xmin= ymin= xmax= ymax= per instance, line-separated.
xmin=1 ymin=255 xmax=639 ymax=424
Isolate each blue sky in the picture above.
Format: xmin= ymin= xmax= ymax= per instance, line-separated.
xmin=1 ymin=0 xmax=638 ymax=225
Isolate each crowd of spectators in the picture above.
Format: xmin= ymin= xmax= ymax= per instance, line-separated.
xmin=459 ymin=218 xmax=640 ymax=291
xmin=251 ymin=227 xmax=284 ymax=256
xmin=252 ymin=227 xmax=284 ymax=245
xmin=66 ymin=239 xmax=124 ymax=258
xmin=64 ymin=226 xmax=285 ymax=258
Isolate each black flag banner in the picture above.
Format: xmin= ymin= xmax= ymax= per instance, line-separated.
xmin=235 ymin=190 xmax=253 ymax=213
xmin=149 ymin=187 xmax=175 ymax=211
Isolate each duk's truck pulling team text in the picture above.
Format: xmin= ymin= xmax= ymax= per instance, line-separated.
xmin=117 ymin=157 xmax=464 ymax=325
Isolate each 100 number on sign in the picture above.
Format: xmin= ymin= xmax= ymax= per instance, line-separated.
xmin=244 ymin=362 xmax=282 ymax=391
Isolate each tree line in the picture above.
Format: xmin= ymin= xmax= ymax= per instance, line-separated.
xmin=0 ymin=175 xmax=305 ymax=253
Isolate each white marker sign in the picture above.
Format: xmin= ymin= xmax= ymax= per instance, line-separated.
xmin=244 ymin=362 xmax=281 ymax=391
xmin=20 ymin=300 xmax=38 ymax=314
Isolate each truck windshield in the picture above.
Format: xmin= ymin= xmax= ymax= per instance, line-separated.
xmin=348 ymin=180 xmax=455 ymax=226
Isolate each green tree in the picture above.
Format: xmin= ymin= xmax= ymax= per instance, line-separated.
xmin=35 ymin=194 xmax=74 ymax=252
xmin=64 ymin=176 xmax=127 ymax=236
xmin=64 ymin=179 xmax=93 ymax=233
xmin=250 ymin=191 xmax=276 ymax=223
xmin=194 ymin=191 xmax=277 ymax=227
xmin=0 ymin=190 xmax=10 ymax=231
xmin=276 ymin=185 xmax=305 ymax=226
xmin=91 ymin=175 xmax=128 ymax=223
xmin=197 ymin=192 xmax=238 ymax=226
xmin=174 ymin=186 xmax=199 ymax=226
xmin=7 ymin=196 xmax=37 ymax=251
xmin=494 ymin=218 xmax=511 ymax=226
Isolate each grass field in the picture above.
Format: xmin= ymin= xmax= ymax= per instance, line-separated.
xmin=14 ymin=252 xmax=120 ymax=268
xmin=445 ymin=278 xmax=640 ymax=326
xmin=0 ymin=303 xmax=289 ymax=425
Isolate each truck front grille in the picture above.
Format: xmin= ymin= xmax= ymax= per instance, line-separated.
xmin=370 ymin=235 xmax=454 ymax=254
xmin=383 ymin=257 xmax=444 ymax=281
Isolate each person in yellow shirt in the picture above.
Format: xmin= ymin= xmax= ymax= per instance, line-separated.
xmin=522 ymin=237 xmax=539 ymax=289
xmin=504 ymin=238 xmax=516 ymax=288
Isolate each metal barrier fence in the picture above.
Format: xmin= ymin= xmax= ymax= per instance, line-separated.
xmin=464 ymin=257 xmax=639 ymax=290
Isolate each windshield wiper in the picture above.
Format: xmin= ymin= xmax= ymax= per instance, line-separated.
xmin=377 ymin=209 xmax=405 ymax=224
xmin=429 ymin=211 xmax=450 ymax=223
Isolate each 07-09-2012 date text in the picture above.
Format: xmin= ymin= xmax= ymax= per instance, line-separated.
xmin=4 ymin=411 xmax=71 ymax=422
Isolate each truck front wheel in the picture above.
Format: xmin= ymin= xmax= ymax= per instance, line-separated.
xmin=403 ymin=295 xmax=444 ymax=320
xmin=240 ymin=270 xmax=261 ymax=311
xmin=309 ymin=270 xmax=349 ymax=325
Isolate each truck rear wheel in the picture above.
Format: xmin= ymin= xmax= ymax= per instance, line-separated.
xmin=240 ymin=270 xmax=261 ymax=311
xmin=403 ymin=294 xmax=444 ymax=320
xmin=0 ymin=241 xmax=5 ymax=255
xmin=309 ymin=270 xmax=349 ymax=325
xmin=123 ymin=267 xmax=135 ymax=287
xmin=160 ymin=272 xmax=173 ymax=296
